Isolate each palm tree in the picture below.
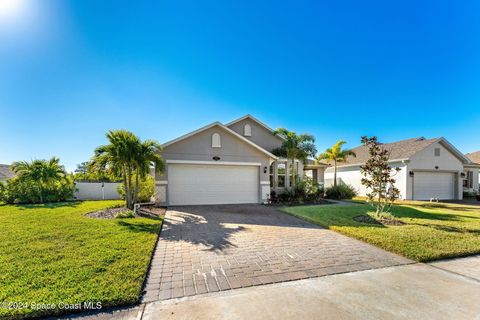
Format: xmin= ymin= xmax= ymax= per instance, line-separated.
xmin=11 ymin=157 xmax=65 ymax=203
xmin=316 ymin=140 xmax=356 ymax=187
xmin=92 ymin=130 xmax=164 ymax=209
xmin=273 ymin=128 xmax=317 ymax=187
xmin=133 ymin=139 xmax=164 ymax=204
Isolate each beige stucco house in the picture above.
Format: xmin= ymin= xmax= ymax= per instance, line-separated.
xmin=154 ymin=115 xmax=327 ymax=206
xmin=325 ymin=137 xmax=480 ymax=201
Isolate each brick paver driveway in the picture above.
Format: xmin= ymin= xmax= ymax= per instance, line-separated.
xmin=142 ymin=205 xmax=412 ymax=302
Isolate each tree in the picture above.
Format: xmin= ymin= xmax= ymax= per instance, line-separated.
xmin=272 ymin=128 xmax=317 ymax=187
xmin=360 ymin=136 xmax=401 ymax=217
xmin=316 ymin=140 xmax=356 ymax=187
xmin=73 ymin=161 xmax=120 ymax=182
xmin=91 ymin=130 xmax=164 ymax=209
xmin=11 ymin=157 xmax=65 ymax=203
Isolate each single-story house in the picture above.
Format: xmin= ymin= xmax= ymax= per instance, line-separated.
xmin=324 ymin=137 xmax=480 ymax=200
xmin=0 ymin=164 xmax=14 ymax=182
xmin=154 ymin=115 xmax=327 ymax=206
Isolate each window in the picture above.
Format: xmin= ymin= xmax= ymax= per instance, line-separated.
xmin=277 ymin=162 xmax=286 ymax=188
xmin=212 ymin=133 xmax=221 ymax=148
xmin=434 ymin=148 xmax=440 ymax=157
xmin=244 ymin=124 xmax=252 ymax=136
xmin=463 ymin=171 xmax=474 ymax=188
xmin=269 ymin=163 xmax=275 ymax=187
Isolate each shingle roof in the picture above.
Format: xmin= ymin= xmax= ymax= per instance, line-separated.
xmin=0 ymin=164 xmax=14 ymax=181
xmin=466 ymin=151 xmax=480 ymax=164
xmin=336 ymin=137 xmax=439 ymax=167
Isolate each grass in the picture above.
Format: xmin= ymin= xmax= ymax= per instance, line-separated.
xmin=0 ymin=201 xmax=162 ymax=319
xmin=282 ymin=201 xmax=480 ymax=262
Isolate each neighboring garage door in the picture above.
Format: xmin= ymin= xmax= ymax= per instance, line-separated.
xmin=168 ymin=164 xmax=259 ymax=205
xmin=413 ymin=172 xmax=456 ymax=200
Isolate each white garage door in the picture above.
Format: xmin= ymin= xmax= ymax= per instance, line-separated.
xmin=413 ymin=172 xmax=455 ymax=200
xmin=168 ymin=164 xmax=259 ymax=205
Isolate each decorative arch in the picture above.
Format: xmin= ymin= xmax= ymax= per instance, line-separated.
xmin=212 ymin=133 xmax=221 ymax=148
xmin=244 ymin=124 xmax=252 ymax=136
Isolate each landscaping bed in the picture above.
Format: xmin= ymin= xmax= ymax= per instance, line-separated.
xmin=0 ymin=200 xmax=163 ymax=319
xmin=282 ymin=201 xmax=480 ymax=262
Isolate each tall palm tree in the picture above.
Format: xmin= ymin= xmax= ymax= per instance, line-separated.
xmin=273 ymin=128 xmax=317 ymax=187
xmin=11 ymin=157 xmax=65 ymax=203
xmin=92 ymin=130 xmax=164 ymax=209
xmin=316 ymin=140 xmax=356 ymax=187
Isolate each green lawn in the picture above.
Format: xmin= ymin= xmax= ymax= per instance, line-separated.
xmin=0 ymin=201 xmax=162 ymax=319
xmin=282 ymin=201 xmax=480 ymax=262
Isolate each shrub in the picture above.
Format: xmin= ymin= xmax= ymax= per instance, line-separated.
xmin=0 ymin=176 xmax=75 ymax=204
xmin=325 ymin=184 xmax=357 ymax=200
xmin=270 ymin=178 xmax=324 ymax=204
xmin=117 ymin=175 xmax=154 ymax=203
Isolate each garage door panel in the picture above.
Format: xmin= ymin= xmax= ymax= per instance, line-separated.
xmin=414 ymin=172 xmax=455 ymax=200
xmin=168 ymin=164 xmax=259 ymax=205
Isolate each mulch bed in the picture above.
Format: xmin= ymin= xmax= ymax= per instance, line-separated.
xmin=86 ymin=207 xmax=131 ymax=219
xmin=138 ymin=205 xmax=167 ymax=218
xmin=353 ymin=215 xmax=406 ymax=226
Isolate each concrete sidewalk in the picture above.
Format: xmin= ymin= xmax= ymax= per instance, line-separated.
xmin=67 ymin=256 xmax=480 ymax=320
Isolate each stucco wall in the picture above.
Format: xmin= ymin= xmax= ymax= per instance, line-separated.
xmin=325 ymin=163 xmax=407 ymax=199
xmin=74 ymin=182 xmax=122 ymax=200
xmin=156 ymin=124 xmax=273 ymax=205
xmin=227 ymin=119 xmax=283 ymax=152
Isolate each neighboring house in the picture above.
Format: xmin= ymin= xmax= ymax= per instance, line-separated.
xmin=154 ymin=115 xmax=327 ymax=205
xmin=0 ymin=164 xmax=14 ymax=182
xmin=324 ymin=137 xmax=480 ymax=201
xmin=465 ymin=151 xmax=480 ymax=192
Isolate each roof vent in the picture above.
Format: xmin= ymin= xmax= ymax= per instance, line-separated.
xmin=416 ymin=137 xmax=426 ymax=141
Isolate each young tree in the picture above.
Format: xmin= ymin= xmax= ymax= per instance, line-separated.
xmin=11 ymin=157 xmax=65 ymax=203
xmin=316 ymin=140 xmax=356 ymax=186
xmin=360 ymin=136 xmax=400 ymax=217
xmin=92 ymin=130 xmax=164 ymax=209
xmin=272 ymin=128 xmax=317 ymax=186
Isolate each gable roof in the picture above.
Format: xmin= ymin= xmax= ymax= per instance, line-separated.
xmin=336 ymin=137 xmax=471 ymax=167
xmin=466 ymin=151 xmax=480 ymax=164
xmin=226 ymin=114 xmax=277 ymax=134
xmin=162 ymin=121 xmax=278 ymax=159
xmin=0 ymin=164 xmax=14 ymax=181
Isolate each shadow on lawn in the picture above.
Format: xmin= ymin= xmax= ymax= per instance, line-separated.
xmin=390 ymin=205 xmax=479 ymax=222
xmin=16 ymin=201 xmax=81 ymax=210
xmin=116 ymin=219 xmax=162 ymax=234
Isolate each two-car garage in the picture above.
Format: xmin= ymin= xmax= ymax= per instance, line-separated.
xmin=413 ymin=171 xmax=456 ymax=200
xmin=167 ymin=163 xmax=260 ymax=205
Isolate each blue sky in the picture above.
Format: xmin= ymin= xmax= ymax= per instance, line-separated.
xmin=1 ymin=0 xmax=479 ymax=172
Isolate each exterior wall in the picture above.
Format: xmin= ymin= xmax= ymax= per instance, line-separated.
xmin=325 ymin=163 xmax=408 ymax=199
xmin=74 ymin=182 xmax=122 ymax=200
xmin=463 ymin=167 xmax=479 ymax=194
xmin=407 ymin=141 xmax=464 ymax=200
xmin=227 ymin=118 xmax=283 ymax=152
xmin=156 ymin=125 xmax=273 ymax=205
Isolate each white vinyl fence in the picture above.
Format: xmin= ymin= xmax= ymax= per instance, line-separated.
xmin=74 ymin=182 xmax=122 ymax=200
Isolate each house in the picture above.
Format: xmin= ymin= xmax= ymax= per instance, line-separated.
xmin=0 ymin=164 xmax=14 ymax=182
xmin=154 ymin=115 xmax=327 ymax=206
xmin=324 ymin=137 xmax=480 ymax=200
xmin=465 ymin=151 xmax=480 ymax=192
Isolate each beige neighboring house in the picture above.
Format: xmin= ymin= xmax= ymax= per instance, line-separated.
xmin=0 ymin=164 xmax=14 ymax=182
xmin=324 ymin=137 xmax=480 ymax=201
xmin=465 ymin=151 xmax=480 ymax=192
xmin=154 ymin=115 xmax=327 ymax=206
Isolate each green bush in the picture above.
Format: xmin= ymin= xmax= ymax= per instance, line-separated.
xmin=117 ymin=175 xmax=154 ymax=203
xmin=0 ymin=176 xmax=76 ymax=204
xmin=325 ymin=184 xmax=357 ymax=200
xmin=270 ymin=178 xmax=324 ymax=204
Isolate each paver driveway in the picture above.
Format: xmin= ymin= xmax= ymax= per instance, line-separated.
xmin=142 ymin=204 xmax=412 ymax=302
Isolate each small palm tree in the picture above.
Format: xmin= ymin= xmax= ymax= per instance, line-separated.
xmin=273 ymin=128 xmax=317 ymax=186
xmin=11 ymin=157 xmax=65 ymax=203
xmin=92 ymin=130 xmax=164 ymax=209
xmin=316 ymin=140 xmax=355 ymax=187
